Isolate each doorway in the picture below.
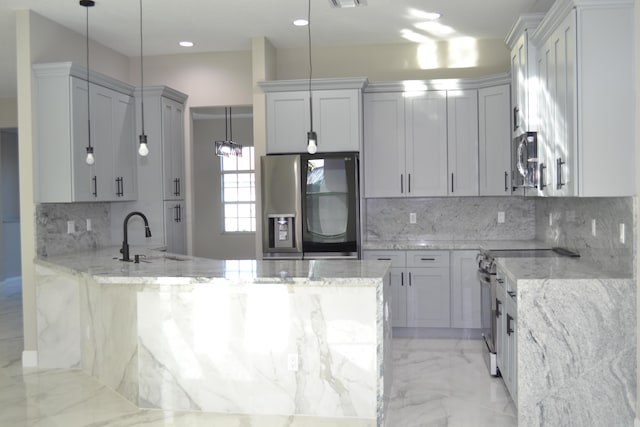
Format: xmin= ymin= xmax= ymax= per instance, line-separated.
xmin=0 ymin=128 xmax=21 ymax=279
xmin=191 ymin=106 xmax=256 ymax=260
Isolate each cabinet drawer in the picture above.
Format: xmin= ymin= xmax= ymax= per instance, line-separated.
xmin=406 ymin=251 xmax=449 ymax=268
xmin=362 ymin=250 xmax=406 ymax=268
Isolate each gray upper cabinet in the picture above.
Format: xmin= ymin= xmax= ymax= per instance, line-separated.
xmin=260 ymin=78 xmax=367 ymax=154
xmin=447 ymin=89 xmax=479 ymax=196
xmin=161 ymin=97 xmax=185 ymax=201
xmin=530 ymin=0 xmax=634 ymax=197
xmin=364 ymin=90 xmax=448 ymax=197
xmin=478 ymin=85 xmax=512 ymax=196
xmin=33 ymin=62 xmax=136 ymax=203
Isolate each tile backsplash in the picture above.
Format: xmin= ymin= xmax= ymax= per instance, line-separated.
xmin=365 ymin=197 xmax=536 ymax=241
xmin=535 ymin=197 xmax=634 ymax=275
xmin=36 ymin=203 xmax=111 ymax=257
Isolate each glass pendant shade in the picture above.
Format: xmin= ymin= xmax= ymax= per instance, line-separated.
xmin=138 ymin=134 xmax=149 ymax=156
xmin=85 ymin=146 xmax=95 ymax=165
xmin=307 ymin=131 xmax=317 ymax=154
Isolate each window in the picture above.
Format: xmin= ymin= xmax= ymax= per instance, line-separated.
xmin=221 ymin=146 xmax=255 ymax=232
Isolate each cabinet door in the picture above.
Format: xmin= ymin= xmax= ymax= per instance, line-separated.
xmin=165 ymin=201 xmax=186 ymax=254
xmin=447 ymin=90 xmax=479 ymax=196
xmin=551 ymin=11 xmax=577 ymax=197
xmin=495 ymin=277 xmax=505 ymax=372
xmin=479 ymin=85 xmax=511 ymax=196
xmin=511 ymin=35 xmax=526 ymax=136
xmin=363 ymin=92 xmax=405 ymax=197
xmin=70 ymin=77 xmax=96 ymax=202
xmin=91 ymin=84 xmax=117 ymax=201
xmin=112 ymin=92 xmax=137 ymax=200
xmin=389 ymin=267 xmax=407 ymax=327
xmin=406 ymin=267 xmax=450 ymax=328
xmin=162 ymin=97 xmax=185 ymax=200
xmin=266 ymin=91 xmax=310 ymax=154
xmin=314 ymin=89 xmax=360 ymax=152
xmin=405 ymin=91 xmax=448 ymax=196
xmin=536 ymin=43 xmax=553 ymax=197
xmin=450 ymin=250 xmax=481 ymax=329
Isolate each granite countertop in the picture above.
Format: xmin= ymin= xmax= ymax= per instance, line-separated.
xmin=35 ymin=246 xmax=391 ymax=286
xmin=495 ymin=255 xmax=631 ymax=284
xmin=363 ymin=239 xmax=550 ymax=251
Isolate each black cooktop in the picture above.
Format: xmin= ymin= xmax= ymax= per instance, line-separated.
xmin=485 ymin=247 xmax=580 ymax=258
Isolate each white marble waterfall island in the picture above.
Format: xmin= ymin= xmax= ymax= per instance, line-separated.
xmin=34 ymin=248 xmax=392 ymax=424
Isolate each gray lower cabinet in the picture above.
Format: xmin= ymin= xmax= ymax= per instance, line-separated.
xmin=364 ymin=249 xmax=464 ymax=328
xmin=496 ymin=267 xmax=518 ymax=405
xmin=450 ymin=250 xmax=481 ymax=328
xmin=406 ymin=266 xmax=450 ymax=327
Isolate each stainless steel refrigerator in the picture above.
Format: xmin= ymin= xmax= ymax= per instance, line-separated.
xmin=261 ymin=152 xmax=360 ymax=259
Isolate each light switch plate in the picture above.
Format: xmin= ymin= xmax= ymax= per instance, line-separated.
xmin=497 ymin=211 xmax=505 ymax=223
xmin=409 ymin=213 xmax=417 ymax=224
xmin=619 ymin=223 xmax=625 ymax=244
xmin=67 ymin=220 xmax=75 ymax=234
xmin=591 ymin=219 xmax=596 ymax=237
xmin=86 ymin=218 xmax=92 ymax=231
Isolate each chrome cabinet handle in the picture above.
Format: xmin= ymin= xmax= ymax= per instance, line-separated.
xmin=513 ymin=106 xmax=519 ymax=131
xmin=400 ymin=174 xmax=403 ymax=194
xmin=420 ymin=257 xmax=435 ymax=261
xmin=400 ymin=271 xmax=404 ymax=286
xmin=507 ymin=313 xmax=514 ymax=336
xmin=408 ymin=173 xmax=411 ymax=193
xmin=408 ymin=272 xmax=412 ymax=286
xmin=92 ymin=176 xmax=97 ymax=197
xmin=556 ymin=158 xmax=565 ymax=190
xmin=504 ymin=171 xmax=508 ymax=192
xmin=377 ymin=257 xmax=391 ymax=261
xmin=507 ymin=290 xmax=516 ymax=299
xmin=496 ymin=298 xmax=502 ymax=318
xmin=451 ymin=173 xmax=454 ymax=193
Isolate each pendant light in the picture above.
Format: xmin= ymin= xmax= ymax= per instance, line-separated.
xmin=137 ymin=0 xmax=149 ymax=157
xmin=215 ymin=107 xmax=242 ymax=157
xmin=306 ymin=0 xmax=317 ymax=155
xmin=80 ymin=0 xmax=95 ymax=165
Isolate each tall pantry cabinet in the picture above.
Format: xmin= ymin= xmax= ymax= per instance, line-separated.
xmin=111 ymin=86 xmax=188 ymax=254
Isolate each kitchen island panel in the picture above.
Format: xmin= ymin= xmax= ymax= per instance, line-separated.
xmin=138 ymin=284 xmax=381 ymax=418
xmin=517 ymin=277 xmax=636 ymax=426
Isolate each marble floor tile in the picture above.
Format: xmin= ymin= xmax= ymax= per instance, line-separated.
xmin=0 ymin=278 xmax=516 ymax=427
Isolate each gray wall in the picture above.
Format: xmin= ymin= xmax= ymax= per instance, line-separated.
xmin=192 ymin=110 xmax=255 ymax=259
xmin=1 ymin=129 xmax=20 ymax=278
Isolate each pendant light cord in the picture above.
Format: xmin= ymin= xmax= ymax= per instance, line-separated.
xmin=307 ymin=0 xmax=313 ymax=132
xmin=85 ymin=4 xmax=92 ymax=150
xmin=139 ymin=0 xmax=145 ymax=135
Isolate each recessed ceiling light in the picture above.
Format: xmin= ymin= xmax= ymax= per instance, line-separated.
xmin=293 ymin=18 xmax=308 ymax=26
xmin=179 ymin=41 xmax=194 ymax=47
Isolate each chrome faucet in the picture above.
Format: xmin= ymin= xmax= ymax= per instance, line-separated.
xmin=120 ymin=211 xmax=152 ymax=262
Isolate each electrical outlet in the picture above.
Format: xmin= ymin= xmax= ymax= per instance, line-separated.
xmin=619 ymin=223 xmax=625 ymax=244
xmin=409 ymin=213 xmax=417 ymax=224
xmin=67 ymin=220 xmax=75 ymax=234
xmin=497 ymin=211 xmax=505 ymax=223
xmin=591 ymin=219 xmax=596 ymax=237
xmin=287 ymin=353 xmax=299 ymax=371
xmin=86 ymin=218 xmax=92 ymax=231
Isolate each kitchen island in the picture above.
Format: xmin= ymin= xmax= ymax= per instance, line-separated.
xmin=34 ymin=248 xmax=392 ymax=424
xmin=495 ymin=255 xmax=636 ymax=426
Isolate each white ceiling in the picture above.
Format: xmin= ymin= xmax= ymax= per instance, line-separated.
xmin=0 ymin=0 xmax=554 ymax=98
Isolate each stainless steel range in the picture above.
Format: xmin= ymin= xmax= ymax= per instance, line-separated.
xmin=477 ymin=247 xmax=579 ymax=376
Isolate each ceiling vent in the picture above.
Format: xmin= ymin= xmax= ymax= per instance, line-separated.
xmin=329 ymin=0 xmax=367 ymax=8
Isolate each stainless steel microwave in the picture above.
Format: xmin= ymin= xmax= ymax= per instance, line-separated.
xmin=511 ymin=131 xmax=538 ymax=190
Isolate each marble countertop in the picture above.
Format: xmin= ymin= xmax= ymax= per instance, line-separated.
xmin=35 ymin=247 xmax=391 ymax=286
xmin=363 ymin=239 xmax=550 ymax=251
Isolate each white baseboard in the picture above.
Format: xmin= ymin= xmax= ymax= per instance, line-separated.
xmin=635 ymin=416 xmax=640 ymax=427
xmin=22 ymin=350 xmax=38 ymax=368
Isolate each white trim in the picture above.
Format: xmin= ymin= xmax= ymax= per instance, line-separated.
xmin=635 ymin=417 xmax=640 ymax=427
xmin=22 ymin=350 xmax=38 ymax=368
